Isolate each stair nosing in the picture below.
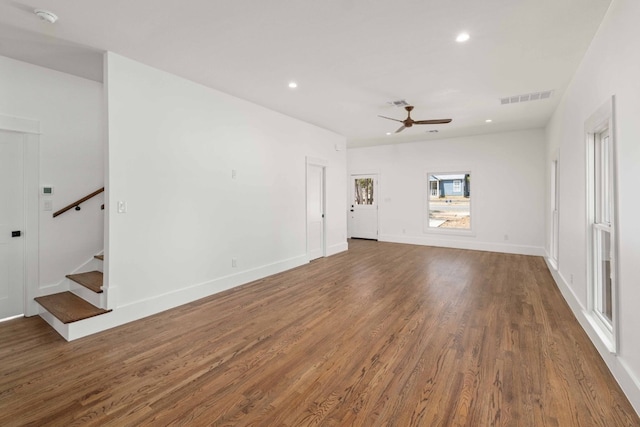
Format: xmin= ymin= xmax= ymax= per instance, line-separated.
xmin=35 ymin=292 xmax=111 ymax=324
xmin=66 ymin=271 xmax=103 ymax=294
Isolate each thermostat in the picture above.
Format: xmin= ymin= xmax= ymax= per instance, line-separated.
xmin=42 ymin=186 xmax=54 ymax=195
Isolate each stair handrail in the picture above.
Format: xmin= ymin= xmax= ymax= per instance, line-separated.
xmin=53 ymin=187 xmax=105 ymax=218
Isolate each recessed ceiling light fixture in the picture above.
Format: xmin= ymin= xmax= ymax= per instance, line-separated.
xmin=288 ymin=82 xmax=298 ymax=89
xmin=34 ymin=9 xmax=58 ymax=24
xmin=456 ymin=32 xmax=470 ymax=43
xmin=485 ymin=119 xmax=493 ymax=123
xmin=386 ymin=132 xmax=392 ymax=136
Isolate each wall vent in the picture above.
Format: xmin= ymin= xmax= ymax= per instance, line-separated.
xmin=387 ymin=99 xmax=409 ymax=107
xmin=500 ymin=90 xmax=554 ymax=105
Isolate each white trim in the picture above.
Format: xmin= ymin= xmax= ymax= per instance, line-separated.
xmin=0 ymin=115 xmax=40 ymax=317
xmin=544 ymin=257 xmax=640 ymax=416
xmin=585 ymin=95 xmax=618 ymax=353
xmin=379 ymin=233 xmax=544 ymax=256
xmin=40 ymin=253 xmax=309 ymax=341
xmin=326 ymin=241 xmax=348 ymax=256
xmin=0 ymin=115 xmax=40 ymax=134
xmin=424 ymin=170 xmax=473 ymax=234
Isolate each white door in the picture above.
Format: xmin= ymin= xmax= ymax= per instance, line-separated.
xmin=307 ymin=164 xmax=325 ymax=260
xmin=349 ymin=174 xmax=378 ymax=240
xmin=0 ymin=131 xmax=25 ymax=319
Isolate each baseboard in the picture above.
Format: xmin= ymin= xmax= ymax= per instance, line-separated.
xmin=62 ymin=254 xmax=309 ymax=341
xmin=379 ymin=234 xmax=545 ymax=256
xmin=544 ymin=258 xmax=640 ymax=417
xmin=326 ymin=241 xmax=348 ymax=256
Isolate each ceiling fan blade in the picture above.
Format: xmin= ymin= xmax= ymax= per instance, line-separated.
xmin=395 ymin=125 xmax=406 ymax=133
xmin=378 ymin=115 xmax=404 ymax=123
xmin=413 ymin=119 xmax=453 ymax=125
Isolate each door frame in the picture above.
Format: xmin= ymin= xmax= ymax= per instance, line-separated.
xmin=348 ymin=171 xmax=379 ymax=239
xmin=0 ymin=115 xmax=40 ymax=317
xmin=306 ymin=157 xmax=327 ymax=260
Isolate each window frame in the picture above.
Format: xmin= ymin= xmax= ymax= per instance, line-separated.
xmin=585 ymin=96 xmax=618 ymax=353
xmin=424 ymin=171 xmax=473 ymax=234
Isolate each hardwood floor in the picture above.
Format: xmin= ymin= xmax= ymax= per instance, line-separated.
xmin=1 ymin=240 xmax=638 ymax=426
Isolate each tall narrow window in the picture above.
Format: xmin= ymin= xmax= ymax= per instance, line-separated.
xmin=586 ymin=96 xmax=616 ymax=352
xmin=592 ymin=129 xmax=614 ymax=326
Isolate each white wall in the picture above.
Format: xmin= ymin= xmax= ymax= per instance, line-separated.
xmin=545 ymin=0 xmax=640 ymax=412
xmin=347 ymin=129 xmax=546 ymax=255
xmin=0 ymin=55 xmax=104 ymax=294
xmin=105 ymin=53 xmax=346 ymax=312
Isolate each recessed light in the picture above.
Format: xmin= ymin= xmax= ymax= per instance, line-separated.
xmin=456 ymin=32 xmax=470 ymax=43
xmin=34 ymin=9 xmax=58 ymax=24
xmin=288 ymin=82 xmax=298 ymax=89
xmin=386 ymin=132 xmax=392 ymax=136
xmin=485 ymin=119 xmax=493 ymax=123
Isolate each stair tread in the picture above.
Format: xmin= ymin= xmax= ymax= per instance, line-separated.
xmin=67 ymin=271 xmax=103 ymax=293
xmin=94 ymin=255 xmax=104 ymax=261
xmin=35 ymin=292 xmax=111 ymax=324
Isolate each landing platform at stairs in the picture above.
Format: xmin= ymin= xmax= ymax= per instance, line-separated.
xmin=35 ymin=292 xmax=111 ymax=324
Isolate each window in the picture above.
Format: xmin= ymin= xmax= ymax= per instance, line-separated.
xmin=426 ymin=173 xmax=471 ymax=230
xmin=592 ymin=129 xmax=614 ymax=326
xmin=586 ymin=96 xmax=616 ymax=352
xmin=354 ymin=178 xmax=374 ymax=205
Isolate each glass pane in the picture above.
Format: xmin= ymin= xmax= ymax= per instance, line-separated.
xmin=354 ymin=178 xmax=374 ymax=205
xmin=428 ymin=173 xmax=471 ymax=229
xmin=597 ymin=229 xmax=613 ymax=323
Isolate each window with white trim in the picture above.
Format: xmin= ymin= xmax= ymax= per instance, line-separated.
xmin=426 ymin=172 xmax=471 ymax=230
xmin=586 ymin=96 xmax=617 ymax=352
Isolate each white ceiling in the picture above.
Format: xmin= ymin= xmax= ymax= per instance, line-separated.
xmin=0 ymin=0 xmax=611 ymax=147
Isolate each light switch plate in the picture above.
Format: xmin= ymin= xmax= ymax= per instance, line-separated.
xmin=117 ymin=201 xmax=127 ymax=213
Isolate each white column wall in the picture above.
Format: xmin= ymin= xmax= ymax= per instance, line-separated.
xmin=347 ymin=129 xmax=546 ymax=255
xmin=0 ymin=55 xmax=104 ymax=295
xmin=105 ymin=52 xmax=346 ymax=310
xmin=545 ymin=0 xmax=640 ymax=412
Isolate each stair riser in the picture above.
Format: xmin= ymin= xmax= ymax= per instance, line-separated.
xmin=69 ymin=282 xmax=104 ymax=308
xmin=37 ymin=308 xmax=70 ymax=341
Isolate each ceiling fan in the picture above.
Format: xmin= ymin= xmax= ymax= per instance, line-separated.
xmin=379 ymin=106 xmax=452 ymax=133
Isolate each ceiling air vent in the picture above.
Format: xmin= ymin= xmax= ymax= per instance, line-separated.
xmin=387 ymin=99 xmax=409 ymax=107
xmin=500 ymin=90 xmax=554 ymax=105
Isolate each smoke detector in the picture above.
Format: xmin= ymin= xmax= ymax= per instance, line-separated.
xmin=387 ymin=99 xmax=409 ymax=108
xmin=34 ymin=9 xmax=58 ymax=24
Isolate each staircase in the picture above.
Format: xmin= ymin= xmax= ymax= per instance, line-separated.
xmin=35 ymin=254 xmax=111 ymax=340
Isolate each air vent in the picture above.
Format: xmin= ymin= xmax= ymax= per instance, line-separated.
xmin=387 ymin=99 xmax=409 ymax=107
xmin=500 ymin=90 xmax=554 ymax=105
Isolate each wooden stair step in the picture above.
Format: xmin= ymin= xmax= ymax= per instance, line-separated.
xmin=66 ymin=271 xmax=103 ymax=293
xmin=94 ymin=255 xmax=104 ymax=261
xmin=35 ymin=292 xmax=111 ymax=324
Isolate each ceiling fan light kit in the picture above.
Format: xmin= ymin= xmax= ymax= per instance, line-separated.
xmin=378 ymin=105 xmax=452 ymax=134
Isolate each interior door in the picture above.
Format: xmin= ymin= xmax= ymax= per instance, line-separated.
xmin=307 ymin=164 xmax=325 ymax=260
xmin=349 ymin=174 xmax=378 ymax=240
xmin=0 ymin=131 xmax=25 ymax=319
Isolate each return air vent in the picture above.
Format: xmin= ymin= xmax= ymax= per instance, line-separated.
xmin=387 ymin=99 xmax=409 ymax=107
xmin=500 ymin=90 xmax=554 ymax=105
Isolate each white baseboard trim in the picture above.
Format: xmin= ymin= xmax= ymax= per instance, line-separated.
xmin=326 ymin=241 xmax=348 ymax=256
xmin=61 ymin=254 xmax=309 ymax=341
xmin=544 ymin=258 xmax=640 ymax=417
xmin=379 ymin=234 xmax=545 ymax=256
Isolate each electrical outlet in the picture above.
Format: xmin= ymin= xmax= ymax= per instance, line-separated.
xmin=570 ymin=274 xmax=574 ymax=284
xmin=232 ymin=258 xmax=237 ymax=268
xmin=504 ymin=234 xmax=509 ymax=241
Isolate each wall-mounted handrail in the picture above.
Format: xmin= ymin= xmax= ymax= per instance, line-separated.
xmin=53 ymin=187 xmax=104 ymax=218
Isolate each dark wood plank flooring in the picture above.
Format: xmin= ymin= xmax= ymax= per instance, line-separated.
xmin=1 ymin=240 xmax=638 ymax=426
